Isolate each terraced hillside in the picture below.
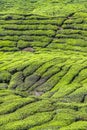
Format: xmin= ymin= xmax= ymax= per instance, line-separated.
xmin=0 ymin=0 xmax=87 ymax=130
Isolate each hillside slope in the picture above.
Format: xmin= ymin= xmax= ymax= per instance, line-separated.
xmin=0 ymin=0 xmax=87 ymax=130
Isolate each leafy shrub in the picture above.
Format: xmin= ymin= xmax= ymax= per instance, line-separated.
xmin=0 ymin=71 xmax=11 ymax=83
xmin=17 ymin=40 xmax=30 ymax=49
xmin=0 ymin=40 xmax=16 ymax=47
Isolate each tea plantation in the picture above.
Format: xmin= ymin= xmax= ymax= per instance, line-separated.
xmin=0 ymin=0 xmax=87 ymax=130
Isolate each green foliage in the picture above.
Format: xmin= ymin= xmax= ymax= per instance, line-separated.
xmin=0 ymin=83 xmax=8 ymax=89
xmin=0 ymin=71 xmax=11 ymax=83
xmin=17 ymin=40 xmax=31 ymax=49
xmin=0 ymin=0 xmax=87 ymax=130
xmin=9 ymin=72 xmax=24 ymax=89
xmin=0 ymin=40 xmax=16 ymax=47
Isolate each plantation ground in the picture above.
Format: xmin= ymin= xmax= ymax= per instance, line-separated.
xmin=0 ymin=0 xmax=87 ymax=130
